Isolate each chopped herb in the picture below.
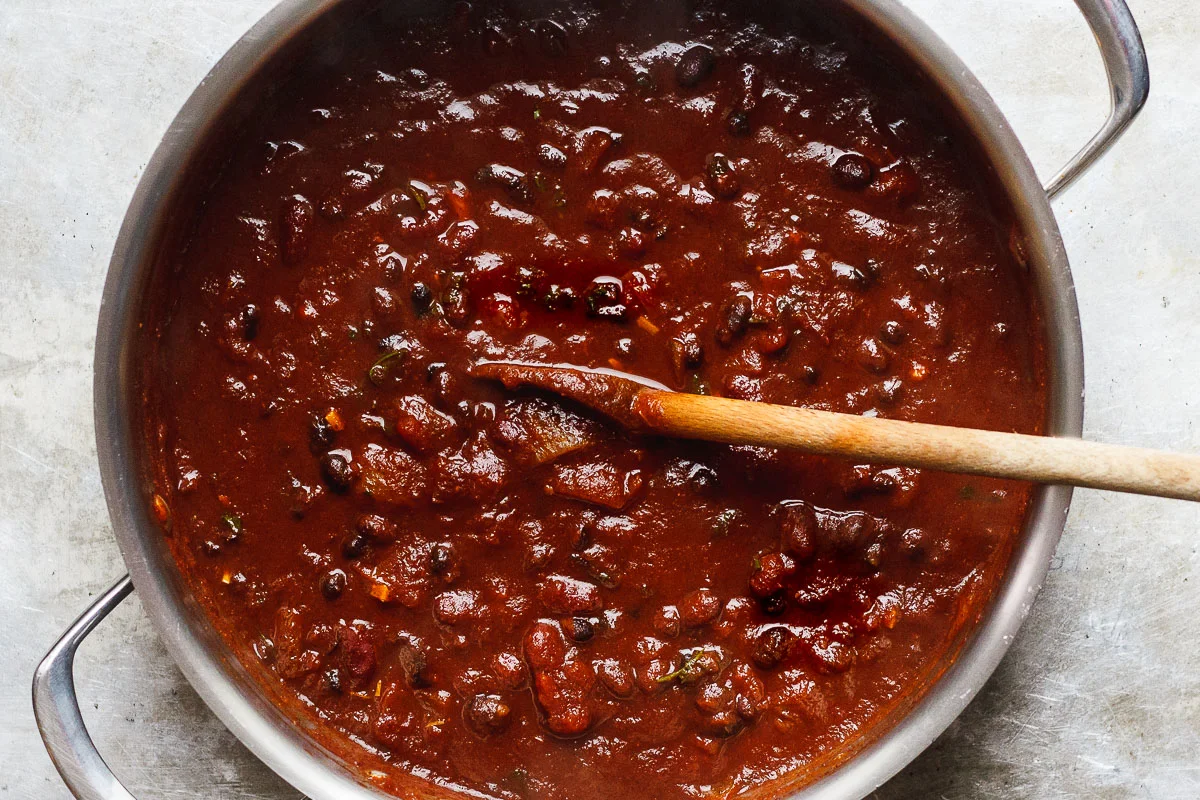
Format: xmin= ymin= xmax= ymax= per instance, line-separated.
xmin=658 ymin=648 xmax=722 ymax=684
xmin=751 ymin=555 xmax=763 ymax=572
xmin=221 ymin=514 xmax=243 ymax=536
xmin=958 ymin=484 xmax=977 ymax=500
xmin=533 ymin=172 xmax=548 ymax=192
xmin=368 ymin=349 xmax=407 ymax=386
xmin=347 ymin=324 xmax=358 ymax=340
xmin=551 ymin=188 xmax=567 ymax=208
xmin=542 ymin=284 xmax=575 ymax=311
xmin=687 ymin=373 xmax=711 ymax=395
xmin=533 ymin=106 xmax=542 ymax=120
xmin=516 ymin=266 xmax=540 ymax=299
xmin=584 ymin=279 xmax=623 ymax=317
xmin=712 ymin=508 xmax=739 ymax=538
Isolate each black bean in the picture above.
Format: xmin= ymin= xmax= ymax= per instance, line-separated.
xmin=715 ymin=295 xmax=752 ymax=346
xmin=617 ymin=226 xmax=647 ymax=258
xmin=239 ymin=304 xmax=260 ymax=341
xmin=633 ymin=69 xmax=657 ymax=95
xmin=476 ymin=163 xmax=534 ymax=204
xmin=319 ymin=453 xmax=354 ymax=493
xmin=687 ymin=463 xmax=718 ymax=495
xmin=397 ymin=639 xmax=430 ymax=687
xmin=726 ymin=109 xmax=751 ymax=137
xmin=441 ymin=273 xmax=470 ymax=326
xmin=670 ymin=332 xmax=704 ymax=373
xmin=676 ymin=44 xmax=716 ymax=88
xmin=309 ymin=413 xmax=336 ymax=452
xmin=430 ymin=543 xmax=453 ymax=576
xmin=832 ymin=152 xmax=875 ymax=190
xmin=780 ymin=503 xmax=817 ymax=561
xmin=319 ymin=197 xmax=344 ymax=220
xmin=828 ymin=511 xmax=874 ymax=554
xmin=752 ymin=626 xmax=795 ymax=669
xmin=537 ymin=143 xmax=568 ymax=168
xmin=464 ymin=693 xmax=513 ymax=737
xmin=568 ymin=616 xmax=595 ymax=643
xmin=483 ymin=25 xmax=511 ymax=56
xmin=900 ymin=527 xmax=928 ymax=560
xmin=357 ymin=513 xmax=397 ymax=541
xmin=536 ymin=19 xmax=568 ymax=56
xmin=584 ymin=278 xmax=627 ymax=320
xmin=320 ymin=569 xmax=347 ymax=600
xmin=881 ymin=320 xmax=906 ymax=345
xmin=411 ymin=282 xmax=433 ymax=314
xmin=865 ymin=541 xmax=885 ymax=569
xmin=736 ymin=63 xmax=764 ymax=113
xmin=705 ymin=153 xmax=740 ymax=199
xmin=876 ymin=378 xmax=904 ymax=405
xmin=760 ymin=590 xmax=788 ymax=616
xmin=432 ymin=369 xmax=456 ymax=407
xmin=857 ymin=337 xmax=890 ymax=373
xmin=542 ymin=284 xmax=575 ymax=311
xmin=280 ymin=194 xmax=314 ymax=264
xmin=425 ymin=361 xmax=446 ymax=382
xmin=342 ymin=533 xmax=369 ymax=559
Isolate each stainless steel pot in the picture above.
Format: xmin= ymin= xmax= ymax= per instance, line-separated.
xmin=34 ymin=2 xmax=1149 ymax=798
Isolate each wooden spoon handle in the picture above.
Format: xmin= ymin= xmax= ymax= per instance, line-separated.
xmin=636 ymin=390 xmax=1200 ymax=501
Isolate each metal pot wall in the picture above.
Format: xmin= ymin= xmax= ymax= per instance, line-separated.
xmin=33 ymin=1 xmax=1148 ymax=799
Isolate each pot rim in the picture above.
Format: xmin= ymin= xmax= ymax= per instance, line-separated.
xmin=93 ymin=1 xmax=1083 ymax=798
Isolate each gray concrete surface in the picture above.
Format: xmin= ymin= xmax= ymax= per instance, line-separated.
xmin=2 ymin=1 xmax=1197 ymax=797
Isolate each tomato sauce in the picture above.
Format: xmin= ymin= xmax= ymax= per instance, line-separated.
xmin=140 ymin=2 xmax=1046 ymax=798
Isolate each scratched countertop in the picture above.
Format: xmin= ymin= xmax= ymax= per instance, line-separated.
xmin=2 ymin=1 xmax=1198 ymax=797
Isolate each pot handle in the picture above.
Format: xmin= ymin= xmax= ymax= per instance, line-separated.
xmin=33 ymin=575 xmax=139 ymax=800
xmin=1046 ymin=0 xmax=1149 ymax=199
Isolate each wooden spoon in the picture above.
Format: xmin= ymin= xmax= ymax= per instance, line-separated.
xmin=471 ymin=360 xmax=1200 ymax=502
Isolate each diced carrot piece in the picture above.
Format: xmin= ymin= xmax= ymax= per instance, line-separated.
xmin=635 ymin=315 xmax=660 ymax=335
